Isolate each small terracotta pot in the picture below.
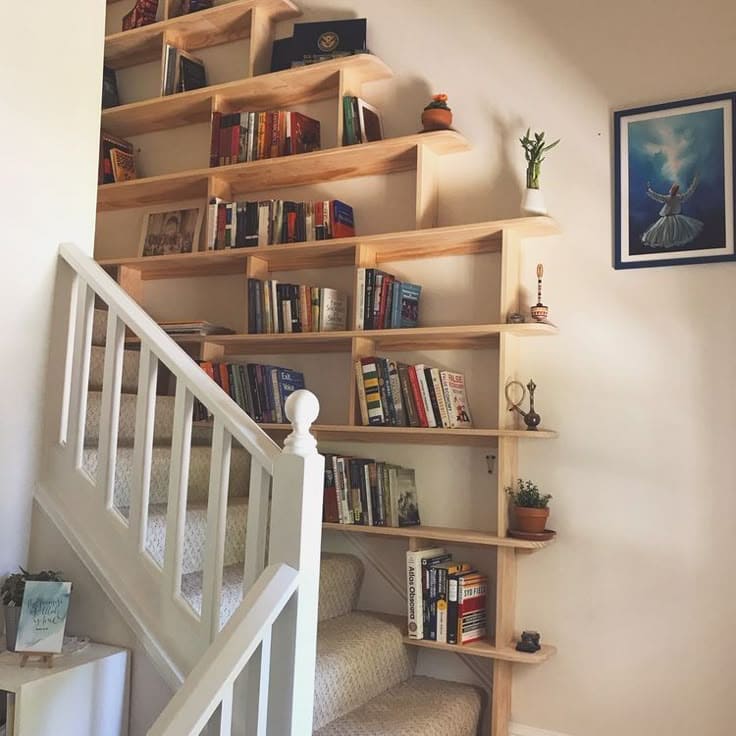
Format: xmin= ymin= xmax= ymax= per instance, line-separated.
xmin=512 ymin=506 xmax=549 ymax=534
xmin=422 ymin=108 xmax=453 ymax=131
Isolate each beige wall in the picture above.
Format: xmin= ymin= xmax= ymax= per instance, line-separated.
xmin=0 ymin=4 xmax=104 ymax=568
xmin=87 ymin=1 xmax=736 ymax=735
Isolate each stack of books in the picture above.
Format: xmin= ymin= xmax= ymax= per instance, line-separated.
xmin=209 ymin=111 xmax=321 ymax=167
xmin=342 ymin=97 xmax=384 ymax=145
xmin=159 ymin=321 xmax=233 ymax=337
xmin=247 ymin=279 xmax=347 ymax=334
xmin=195 ymin=362 xmax=305 ymax=423
xmin=99 ymin=133 xmax=137 ymax=185
xmin=162 ymin=45 xmax=207 ymax=95
xmin=357 ymin=269 xmax=421 ymax=330
xmin=207 ymin=199 xmax=354 ymax=250
xmin=406 ymin=547 xmax=487 ymax=645
xmin=355 ymin=358 xmax=472 ymax=429
xmin=323 ymin=456 xmax=420 ymax=527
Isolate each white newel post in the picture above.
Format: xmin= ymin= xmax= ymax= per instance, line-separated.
xmin=266 ymin=390 xmax=324 ymax=736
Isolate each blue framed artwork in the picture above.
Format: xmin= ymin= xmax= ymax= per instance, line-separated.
xmin=614 ymin=92 xmax=736 ymax=269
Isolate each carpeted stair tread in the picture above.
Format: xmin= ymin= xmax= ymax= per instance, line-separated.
xmin=93 ymin=309 xmax=107 ymax=346
xmin=85 ymin=391 xmax=212 ymax=446
xmin=144 ymin=498 xmax=247 ymax=576
xmin=180 ymin=553 xmax=365 ymax=632
xmin=81 ymin=445 xmax=250 ymax=506
xmin=313 ymin=675 xmax=483 ymax=736
xmin=89 ymin=344 xmax=141 ymax=393
xmin=313 ymin=611 xmax=416 ymax=731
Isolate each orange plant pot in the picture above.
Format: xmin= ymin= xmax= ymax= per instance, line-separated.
xmin=512 ymin=506 xmax=549 ymax=534
xmin=421 ymin=108 xmax=453 ymax=131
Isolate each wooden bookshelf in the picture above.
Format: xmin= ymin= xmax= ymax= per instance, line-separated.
xmin=100 ymin=218 xmax=560 ymax=277
xmin=102 ymin=55 xmax=392 ymax=137
xmin=105 ymin=0 xmax=300 ymax=68
xmin=322 ymin=523 xmax=554 ymax=551
xmin=98 ymin=4 xmax=561 ymax=732
xmin=97 ymin=131 xmax=470 ymax=210
xmin=404 ymin=637 xmax=557 ymax=664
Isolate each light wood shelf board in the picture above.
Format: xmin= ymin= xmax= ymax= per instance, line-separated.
xmin=322 ymin=522 xmax=554 ymax=550
xmin=403 ymin=637 xmax=557 ymax=664
xmin=98 ymin=217 xmax=560 ymax=273
xmin=257 ymin=423 xmax=558 ymax=446
xmin=97 ymin=131 xmax=470 ymax=210
xmin=105 ymin=0 xmax=300 ymax=68
xmin=186 ymin=323 xmax=558 ymax=355
xmin=102 ymin=55 xmax=393 ymax=137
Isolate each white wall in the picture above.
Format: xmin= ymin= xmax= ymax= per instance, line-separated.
xmin=0 ymin=4 xmax=104 ymax=571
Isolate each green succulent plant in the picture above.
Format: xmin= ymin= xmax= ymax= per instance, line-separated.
xmin=520 ymin=129 xmax=559 ymax=189
xmin=1 ymin=568 xmax=64 ymax=607
xmin=505 ymin=479 xmax=552 ymax=509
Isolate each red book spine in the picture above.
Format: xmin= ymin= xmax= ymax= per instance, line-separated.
xmin=209 ymin=111 xmax=221 ymax=168
xmin=407 ymin=366 xmax=428 ymax=427
xmin=377 ymin=275 xmax=393 ymax=330
xmin=323 ymin=459 xmax=340 ymax=523
xmin=218 ymin=364 xmax=230 ymax=396
xmin=230 ymin=114 xmax=240 ymax=166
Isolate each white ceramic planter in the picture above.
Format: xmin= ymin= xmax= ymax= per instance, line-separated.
xmin=522 ymin=187 xmax=547 ymax=216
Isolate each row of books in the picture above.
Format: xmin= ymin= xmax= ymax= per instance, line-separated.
xmin=207 ymin=198 xmax=355 ymax=250
xmin=195 ymin=362 xmax=305 ymax=423
xmin=99 ymin=133 xmax=137 ymax=185
xmin=355 ymin=358 xmax=473 ymax=428
xmin=342 ymin=96 xmax=384 ymax=146
xmin=323 ymin=455 xmax=420 ymax=527
xmin=357 ymin=268 xmax=421 ymax=330
xmin=209 ymin=111 xmax=321 ymax=168
xmin=161 ymin=44 xmax=207 ymax=96
xmin=407 ymin=547 xmax=488 ymax=644
xmin=247 ymin=279 xmax=347 ymax=334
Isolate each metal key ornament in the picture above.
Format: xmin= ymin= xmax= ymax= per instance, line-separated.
xmin=505 ymin=379 xmax=542 ymax=431
xmin=530 ymin=263 xmax=549 ymax=323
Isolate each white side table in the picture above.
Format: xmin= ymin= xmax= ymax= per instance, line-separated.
xmin=0 ymin=642 xmax=129 ymax=736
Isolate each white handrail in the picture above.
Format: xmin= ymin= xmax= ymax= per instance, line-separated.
xmin=148 ymin=563 xmax=299 ymax=736
xmin=58 ymin=242 xmax=280 ymax=472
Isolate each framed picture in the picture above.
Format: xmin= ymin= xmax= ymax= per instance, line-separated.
xmin=614 ymin=92 xmax=735 ymax=269
xmin=357 ymin=99 xmax=383 ymax=143
xmin=15 ymin=581 xmax=72 ymax=654
xmin=139 ymin=206 xmax=203 ymax=257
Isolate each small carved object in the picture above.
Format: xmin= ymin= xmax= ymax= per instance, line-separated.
xmin=530 ymin=263 xmax=549 ymax=322
xmin=515 ymin=630 xmax=541 ymax=653
xmin=506 ymin=312 xmax=526 ymax=324
xmin=505 ymin=379 xmax=541 ymax=431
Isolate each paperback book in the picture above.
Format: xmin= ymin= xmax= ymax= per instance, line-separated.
xmin=356 ymin=268 xmax=421 ymax=330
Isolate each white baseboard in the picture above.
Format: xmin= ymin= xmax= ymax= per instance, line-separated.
xmin=510 ymin=723 xmax=573 ymax=736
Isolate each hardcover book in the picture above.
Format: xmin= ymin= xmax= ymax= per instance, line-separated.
xmin=406 ymin=546 xmax=445 ymax=639
xmin=110 ymin=148 xmax=137 ymax=182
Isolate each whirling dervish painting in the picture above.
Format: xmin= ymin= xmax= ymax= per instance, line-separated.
xmin=614 ymin=93 xmax=735 ymax=268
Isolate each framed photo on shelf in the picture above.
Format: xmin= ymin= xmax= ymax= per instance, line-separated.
xmin=139 ymin=206 xmax=203 ymax=257
xmin=614 ymin=92 xmax=736 ymax=269
xmin=357 ymin=99 xmax=384 ymax=143
xmin=15 ymin=581 xmax=72 ymax=654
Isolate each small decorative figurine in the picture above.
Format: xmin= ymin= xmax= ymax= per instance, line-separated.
xmin=520 ymin=129 xmax=559 ymax=216
xmin=505 ymin=379 xmax=542 ymax=431
xmin=506 ymin=312 xmax=526 ymax=324
xmin=529 ymin=263 xmax=549 ymax=323
xmin=515 ymin=630 xmax=542 ymax=653
xmin=421 ymin=94 xmax=453 ymax=131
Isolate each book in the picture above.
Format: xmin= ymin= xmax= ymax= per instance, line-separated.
xmin=394 ymin=466 xmax=420 ymax=527
xmin=178 ymin=50 xmax=207 ymax=92
xmin=440 ymin=370 xmax=473 ymax=428
xmin=398 ymin=283 xmax=422 ymax=328
xmin=99 ymin=132 xmax=134 ymax=185
xmin=110 ymin=148 xmax=137 ymax=182
xmin=319 ymin=288 xmax=348 ymax=331
xmin=158 ymin=321 xmax=233 ymax=336
xmin=434 ymin=561 xmax=473 ymax=643
xmin=102 ymin=66 xmax=119 ymax=109
xmin=359 ymin=357 xmax=384 ymax=425
xmin=406 ymin=546 xmax=445 ymax=639
xmin=161 ymin=43 xmax=179 ymax=96
xmin=452 ymin=572 xmax=488 ymax=645
xmin=414 ymin=365 xmax=438 ymax=428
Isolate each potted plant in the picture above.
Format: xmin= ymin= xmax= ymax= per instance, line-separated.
xmin=519 ymin=129 xmax=559 ymax=216
xmin=1 ymin=568 xmax=63 ymax=651
xmin=422 ymin=94 xmax=453 ymax=131
xmin=506 ymin=479 xmax=552 ymax=534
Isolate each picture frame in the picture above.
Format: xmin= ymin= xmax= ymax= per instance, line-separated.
xmin=15 ymin=581 xmax=72 ymax=655
xmin=139 ymin=206 xmax=204 ymax=257
xmin=357 ymin=99 xmax=384 ymax=143
xmin=613 ymin=92 xmax=736 ymax=269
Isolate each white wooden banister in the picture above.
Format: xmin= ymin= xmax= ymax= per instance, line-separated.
xmin=42 ymin=245 xmax=326 ymax=735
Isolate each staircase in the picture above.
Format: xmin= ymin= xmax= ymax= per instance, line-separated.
xmin=38 ymin=246 xmax=482 ymax=735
